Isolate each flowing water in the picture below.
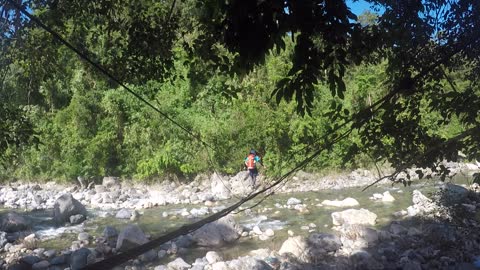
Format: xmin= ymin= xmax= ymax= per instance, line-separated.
xmin=2 ymin=176 xmax=472 ymax=264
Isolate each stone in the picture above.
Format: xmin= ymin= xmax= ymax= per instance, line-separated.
xmin=139 ymin=250 xmax=157 ymax=263
xmin=331 ymin=208 xmax=377 ymax=226
xmin=382 ymin=191 xmax=395 ymax=202
xmin=116 ymin=224 xmax=148 ymax=252
xmin=94 ymin=185 xmax=106 ymax=193
xmin=78 ymin=232 xmax=89 ymax=241
xmin=321 ymin=197 xmax=359 ymax=207
xmin=206 ymin=251 xmax=223 ymax=264
xmin=50 ymin=255 xmax=68 ymax=265
xmin=210 ymin=173 xmax=231 ymax=200
xmin=389 ymin=223 xmax=408 ymax=235
xmin=0 ymin=231 xmax=7 ymax=248
xmin=167 ymin=257 xmax=191 ymax=270
xmin=102 ymin=176 xmax=120 ymax=188
xmin=157 ymin=250 xmax=167 ymax=259
xmin=191 ymin=215 xmax=240 ymax=247
xmin=0 ymin=212 xmax=30 ymax=232
xmin=154 ymin=266 xmax=167 ymax=270
xmin=442 ymin=183 xmax=469 ymax=204
xmin=278 ymin=236 xmax=309 ymax=262
xmin=70 ymin=247 xmax=91 ymax=270
xmin=53 ymin=193 xmax=87 ymax=224
xmin=212 ymin=261 xmax=228 ymax=270
xmin=252 ymin=226 xmax=263 ymax=235
xmin=307 ymin=233 xmax=342 ymax=253
xmin=264 ymin=229 xmax=275 ymax=237
xmin=115 ymin=209 xmax=132 ymax=219
xmin=32 ymin=260 xmax=50 ymax=270
xmin=286 ymin=198 xmax=302 ymax=205
xmin=43 ymin=249 xmax=57 ymax=258
xmin=340 ymin=224 xmax=378 ymax=253
xmin=69 ymin=214 xmax=86 ymax=224
xmin=412 ymin=190 xmax=436 ymax=214
xmin=20 ymin=255 xmax=41 ymax=265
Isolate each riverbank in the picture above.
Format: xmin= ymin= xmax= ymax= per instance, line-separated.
xmin=0 ymin=163 xmax=479 ymax=269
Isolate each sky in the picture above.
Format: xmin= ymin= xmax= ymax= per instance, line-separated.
xmin=347 ymin=0 xmax=376 ymax=16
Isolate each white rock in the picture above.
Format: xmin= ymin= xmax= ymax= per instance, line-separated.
xmin=331 ymin=208 xmax=377 ymax=226
xmin=279 ymin=236 xmax=309 ymax=262
xmin=321 ymin=197 xmax=360 ymax=207
xmin=264 ymin=229 xmax=275 ymax=237
xmin=252 ymin=226 xmax=263 ymax=235
xmin=381 ymin=191 xmax=395 ymax=202
xmin=205 ymin=251 xmax=223 ymax=264
xmin=287 ymin=198 xmax=302 ymax=205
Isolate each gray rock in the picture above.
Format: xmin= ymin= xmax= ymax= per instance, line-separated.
xmin=206 ymin=251 xmax=223 ymax=264
xmin=191 ymin=215 xmax=240 ymax=247
xmin=32 ymin=260 xmax=50 ymax=270
xmin=331 ymin=208 xmax=377 ymax=226
xmin=78 ymin=232 xmax=89 ymax=241
xmin=6 ymin=262 xmax=30 ymax=270
xmin=140 ymin=249 xmax=157 ymax=263
xmin=69 ymin=214 xmax=86 ymax=225
xmin=286 ymin=198 xmax=302 ymax=205
xmin=0 ymin=212 xmax=30 ymax=232
xmin=442 ymin=183 xmax=469 ymax=204
xmin=174 ymin=235 xmax=194 ymax=249
xmin=50 ymin=255 xmax=68 ymax=265
xmin=307 ymin=233 xmax=341 ymax=252
xmin=43 ymin=249 xmax=57 ymax=258
xmin=154 ymin=266 xmax=167 ymax=270
xmin=116 ymin=224 xmax=148 ymax=252
xmin=115 ymin=209 xmax=132 ymax=219
xmin=167 ymin=258 xmax=191 ymax=270
xmin=53 ymin=193 xmax=87 ymax=224
xmin=70 ymin=247 xmax=91 ymax=270
xmin=157 ymin=250 xmax=167 ymax=259
xmin=210 ymin=173 xmax=231 ymax=200
xmin=0 ymin=231 xmax=7 ymax=248
xmin=94 ymin=185 xmax=106 ymax=193
xmin=102 ymin=176 xmax=120 ymax=188
xmin=20 ymin=255 xmax=41 ymax=265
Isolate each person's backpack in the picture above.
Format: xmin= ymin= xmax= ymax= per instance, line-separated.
xmin=246 ymin=154 xmax=256 ymax=169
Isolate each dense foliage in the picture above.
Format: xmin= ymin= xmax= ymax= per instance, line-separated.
xmin=0 ymin=0 xmax=478 ymax=182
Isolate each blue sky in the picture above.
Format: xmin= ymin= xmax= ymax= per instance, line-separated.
xmin=347 ymin=0 xmax=375 ymax=16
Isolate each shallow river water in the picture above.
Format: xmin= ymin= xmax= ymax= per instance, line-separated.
xmin=1 ymin=176 xmax=471 ymax=264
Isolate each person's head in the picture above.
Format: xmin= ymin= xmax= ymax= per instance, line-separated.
xmin=250 ymin=149 xmax=256 ymax=155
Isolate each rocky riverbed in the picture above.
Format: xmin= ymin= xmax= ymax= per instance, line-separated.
xmin=1 ymin=162 xmax=480 ymax=270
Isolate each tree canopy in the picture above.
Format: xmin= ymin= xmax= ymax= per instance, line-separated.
xmin=0 ymin=0 xmax=479 ymax=182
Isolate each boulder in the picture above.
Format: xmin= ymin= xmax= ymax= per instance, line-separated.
xmin=229 ymin=171 xmax=253 ymax=194
xmin=339 ymin=224 xmax=378 ymax=253
xmin=442 ymin=183 xmax=469 ymax=204
xmin=70 ymin=247 xmax=91 ymax=270
xmin=412 ymin=190 xmax=437 ymax=215
xmin=286 ymin=198 xmax=302 ymax=206
xmin=191 ymin=215 xmax=240 ymax=247
xmin=102 ymin=176 xmax=120 ymax=188
xmin=206 ymin=251 xmax=223 ymax=264
xmin=307 ymin=233 xmax=342 ymax=253
xmin=115 ymin=209 xmax=132 ymax=219
xmin=321 ymin=198 xmax=359 ymax=207
xmin=167 ymin=257 xmax=191 ymax=270
xmin=331 ymin=208 xmax=377 ymax=226
xmin=225 ymin=256 xmax=272 ymax=270
xmin=116 ymin=224 xmax=148 ymax=252
xmin=382 ymin=191 xmax=395 ymax=202
xmin=53 ymin=193 xmax=87 ymax=224
xmin=69 ymin=214 xmax=86 ymax=225
xmin=0 ymin=231 xmax=7 ymax=248
xmin=0 ymin=212 xmax=30 ymax=233
xmin=210 ymin=173 xmax=231 ymax=200
xmin=278 ymin=236 xmax=309 ymax=262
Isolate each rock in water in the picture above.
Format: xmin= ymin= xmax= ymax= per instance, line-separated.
xmin=53 ymin=193 xmax=87 ymax=224
xmin=116 ymin=224 xmax=148 ymax=252
xmin=0 ymin=212 xmax=30 ymax=232
xmin=191 ymin=215 xmax=240 ymax=247
xmin=278 ymin=236 xmax=309 ymax=262
xmin=331 ymin=208 xmax=377 ymax=226
xmin=321 ymin=197 xmax=360 ymax=207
